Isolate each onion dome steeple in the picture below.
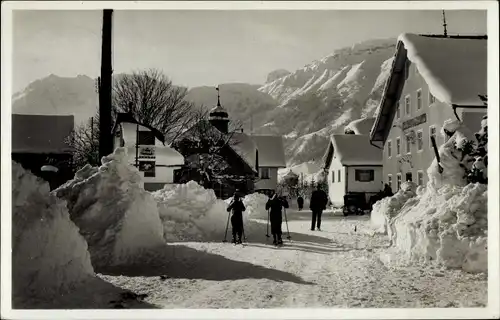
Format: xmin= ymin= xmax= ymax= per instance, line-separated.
xmin=209 ymin=86 xmax=229 ymax=133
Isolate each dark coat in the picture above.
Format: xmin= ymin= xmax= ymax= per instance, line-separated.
xmin=297 ymin=196 xmax=304 ymax=205
xmin=266 ymin=195 xmax=289 ymax=220
xmin=309 ymin=189 xmax=328 ymax=211
xmin=227 ymin=199 xmax=246 ymax=218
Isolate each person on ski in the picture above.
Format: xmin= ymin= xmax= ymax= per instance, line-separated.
xmin=309 ymin=184 xmax=328 ymax=231
xmin=227 ymin=192 xmax=246 ymax=244
xmin=297 ymin=195 xmax=304 ymax=211
xmin=266 ymin=190 xmax=289 ymax=246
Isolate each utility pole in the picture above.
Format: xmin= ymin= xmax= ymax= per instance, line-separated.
xmin=442 ymin=10 xmax=448 ymax=37
xmin=99 ymin=9 xmax=113 ymax=160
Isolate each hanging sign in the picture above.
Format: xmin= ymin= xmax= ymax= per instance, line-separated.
xmin=402 ymin=113 xmax=427 ymax=131
xmin=138 ymin=146 xmax=156 ymax=159
xmin=139 ymin=161 xmax=155 ymax=176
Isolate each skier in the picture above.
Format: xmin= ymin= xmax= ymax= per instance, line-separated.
xmin=309 ymin=184 xmax=328 ymax=231
xmin=227 ymin=192 xmax=246 ymax=244
xmin=297 ymin=195 xmax=304 ymax=211
xmin=266 ymin=191 xmax=289 ymax=246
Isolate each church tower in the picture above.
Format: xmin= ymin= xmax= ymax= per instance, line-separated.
xmin=209 ymin=86 xmax=229 ymax=134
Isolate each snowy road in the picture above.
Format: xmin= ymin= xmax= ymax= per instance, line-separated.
xmin=96 ymin=209 xmax=487 ymax=308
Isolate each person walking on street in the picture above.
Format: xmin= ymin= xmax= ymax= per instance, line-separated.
xmin=266 ymin=190 xmax=289 ymax=245
xmin=227 ymin=193 xmax=246 ymax=244
xmin=309 ymin=184 xmax=328 ymax=231
xmin=297 ymin=195 xmax=304 ymax=211
xmin=383 ymin=183 xmax=393 ymax=197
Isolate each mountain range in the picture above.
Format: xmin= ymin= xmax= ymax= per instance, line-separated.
xmin=12 ymin=37 xmax=397 ymax=175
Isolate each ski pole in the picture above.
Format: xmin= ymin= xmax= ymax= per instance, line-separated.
xmin=283 ymin=207 xmax=291 ymax=240
xmin=266 ymin=209 xmax=270 ymax=238
xmin=222 ymin=210 xmax=231 ymax=242
xmin=242 ymin=221 xmax=247 ymax=242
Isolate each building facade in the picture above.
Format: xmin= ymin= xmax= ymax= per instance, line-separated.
xmin=370 ymin=34 xmax=487 ymax=190
xmin=322 ymin=134 xmax=383 ymax=207
xmin=113 ymin=113 xmax=185 ymax=192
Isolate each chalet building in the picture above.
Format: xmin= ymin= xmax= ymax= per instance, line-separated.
xmin=370 ymin=33 xmax=487 ymax=190
xmin=322 ymin=134 xmax=383 ymax=207
xmin=174 ymin=90 xmax=286 ymax=198
xmin=112 ymin=113 xmax=185 ymax=192
xmin=12 ymin=114 xmax=75 ymax=189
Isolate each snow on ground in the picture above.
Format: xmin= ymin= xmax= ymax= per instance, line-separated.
xmin=241 ymin=193 xmax=269 ymax=220
xmin=12 ymin=162 xmax=94 ymax=307
xmin=371 ymin=123 xmax=487 ymax=273
xmin=55 ymin=147 xmax=165 ymax=269
xmin=100 ymin=210 xmax=487 ymax=308
xmin=152 ymin=181 xmax=229 ymax=242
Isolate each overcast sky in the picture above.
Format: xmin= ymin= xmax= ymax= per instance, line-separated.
xmin=12 ymin=9 xmax=486 ymax=93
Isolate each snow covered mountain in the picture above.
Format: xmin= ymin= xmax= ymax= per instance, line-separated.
xmin=12 ymin=37 xmax=398 ymax=178
xmin=257 ymin=38 xmax=397 ymax=167
xmin=12 ymin=74 xmax=98 ymax=126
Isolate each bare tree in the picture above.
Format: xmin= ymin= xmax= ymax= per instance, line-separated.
xmin=113 ymin=69 xmax=197 ymax=144
xmin=65 ymin=115 xmax=100 ymax=170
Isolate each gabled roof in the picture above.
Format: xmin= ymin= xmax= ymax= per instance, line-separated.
xmin=113 ymin=112 xmax=165 ymax=144
xmin=250 ymin=135 xmax=287 ymax=168
xmin=370 ymin=33 xmax=487 ymax=146
xmin=12 ymin=114 xmax=74 ymax=154
xmin=323 ymin=134 xmax=382 ymax=168
xmin=230 ymin=132 xmax=258 ymax=172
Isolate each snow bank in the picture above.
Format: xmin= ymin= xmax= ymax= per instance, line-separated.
xmin=55 ymin=148 xmax=165 ymax=268
xmin=152 ymin=181 xmax=229 ymax=242
xmin=370 ymin=182 xmax=417 ymax=234
xmin=242 ymin=193 xmax=269 ymax=219
xmin=12 ymin=162 xmax=94 ymax=303
xmin=378 ymin=123 xmax=488 ymax=273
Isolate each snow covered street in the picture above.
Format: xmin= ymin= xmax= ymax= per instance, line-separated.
xmin=96 ymin=209 xmax=487 ymax=309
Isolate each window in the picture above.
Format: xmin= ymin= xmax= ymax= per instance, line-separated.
xmin=259 ymin=167 xmax=270 ymax=179
xmin=355 ymin=169 xmax=374 ymax=182
xmin=396 ymin=137 xmax=401 ymax=156
xmin=139 ymin=161 xmax=155 ymax=177
xmin=429 ymin=126 xmax=437 ymax=148
xmin=331 ymin=170 xmax=335 ymax=183
xmin=397 ymin=173 xmax=402 ymax=190
xmin=388 ymin=174 xmax=393 ymax=188
xmin=405 ymin=134 xmax=411 ymax=154
xmin=417 ymin=171 xmax=424 ymax=186
xmin=429 ymin=91 xmax=436 ymax=106
xmin=138 ymin=131 xmax=155 ymax=145
xmin=417 ymin=130 xmax=423 ymax=151
xmin=405 ymin=172 xmax=413 ymax=182
xmin=405 ymin=95 xmax=411 ymax=115
xmin=396 ymin=101 xmax=401 ymax=119
xmin=338 ymin=169 xmax=341 ymax=182
xmin=416 ymin=89 xmax=422 ymax=110
xmin=387 ymin=140 xmax=392 ymax=158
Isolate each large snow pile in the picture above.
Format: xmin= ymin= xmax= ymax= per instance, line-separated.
xmin=55 ymin=148 xmax=165 ymax=269
xmin=370 ymin=181 xmax=417 ymax=234
xmin=152 ymin=181 xmax=230 ymax=242
xmin=241 ymin=193 xmax=269 ymax=219
xmin=378 ymin=122 xmax=488 ymax=273
xmin=12 ymin=162 xmax=94 ymax=304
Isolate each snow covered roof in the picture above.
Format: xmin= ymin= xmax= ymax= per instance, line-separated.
xmin=251 ymin=135 xmax=287 ymax=168
xmin=344 ymin=117 xmax=375 ymax=135
xmin=230 ymin=132 xmax=258 ymax=172
xmin=12 ymin=114 xmax=74 ymax=154
xmin=370 ymin=34 xmax=487 ymax=147
xmin=324 ymin=134 xmax=382 ymax=167
xmin=398 ymin=33 xmax=487 ymax=106
xmin=113 ymin=113 xmax=165 ymax=144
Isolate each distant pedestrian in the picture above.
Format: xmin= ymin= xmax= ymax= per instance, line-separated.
xmin=309 ymin=184 xmax=328 ymax=231
xmin=383 ymin=183 xmax=393 ymax=197
xmin=227 ymin=193 xmax=246 ymax=244
xmin=297 ymin=196 xmax=304 ymax=211
xmin=266 ymin=191 xmax=289 ymax=245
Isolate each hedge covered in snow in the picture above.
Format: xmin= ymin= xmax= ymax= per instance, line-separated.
xmin=12 ymin=162 xmax=94 ymax=306
xmin=55 ymin=147 xmax=165 ymax=269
